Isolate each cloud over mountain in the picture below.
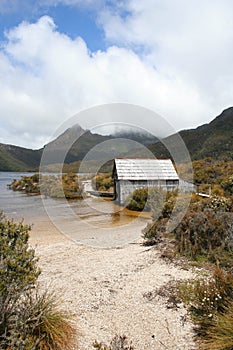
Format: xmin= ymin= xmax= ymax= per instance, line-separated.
xmin=0 ymin=1 xmax=232 ymax=148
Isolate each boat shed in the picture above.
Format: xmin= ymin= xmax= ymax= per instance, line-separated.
xmin=113 ymin=158 xmax=179 ymax=204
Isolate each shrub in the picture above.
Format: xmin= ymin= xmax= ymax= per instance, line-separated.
xmin=143 ymin=190 xmax=192 ymax=245
xmin=92 ymin=173 xmax=114 ymax=192
xmin=195 ymin=196 xmax=233 ymax=213
xmin=173 ymin=209 xmax=233 ymax=261
xmin=9 ymin=175 xmax=40 ymax=194
xmin=142 ymin=218 xmax=168 ymax=246
xmin=126 ymin=188 xmax=149 ymax=211
xmin=41 ymin=173 xmax=84 ymax=199
xmin=221 ymin=175 xmax=233 ymax=196
xmin=0 ymin=213 xmax=40 ymax=342
xmin=147 ymin=187 xmax=167 ymax=219
xmin=9 ymin=173 xmax=84 ymax=199
xmin=0 ymin=213 xmax=77 ymax=349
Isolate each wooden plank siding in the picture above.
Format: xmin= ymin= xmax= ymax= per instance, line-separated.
xmin=113 ymin=158 xmax=180 ymax=204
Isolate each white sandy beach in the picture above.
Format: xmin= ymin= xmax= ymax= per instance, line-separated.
xmin=30 ymin=220 xmax=197 ymax=350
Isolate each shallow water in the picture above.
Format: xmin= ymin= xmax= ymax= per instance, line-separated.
xmin=0 ymin=173 xmax=148 ymax=248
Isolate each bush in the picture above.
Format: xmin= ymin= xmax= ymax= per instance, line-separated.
xmin=179 ymin=266 xmax=233 ymax=341
xmin=143 ymin=190 xmax=192 ymax=245
xmin=126 ymin=188 xmax=149 ymax=211
xmin=221 ymin=175 xmax=233 ymax=196
xmin=9 ymin=173 xmax=84 ymax=199
xmin=0 ymin=213 xmax=40 ymax=341
xmin=173 ymin=209 xmax=233 ymax=262
xmin=195 ymin=196 xmax=233 ymax=213
xmin=147 ymin=188 xmax=167 ymax=219
xmin=92 ymin=173 xmax=114 ymax=192
xmin=40 ymin=173 xmax=84 ymax=199
xmin=9 ymin=175 xmax=40 ymax=194
xmin=142 ymin=218 xmax=168 ymax=246
xmin=0 ymin=213 xmax=77 ymax=349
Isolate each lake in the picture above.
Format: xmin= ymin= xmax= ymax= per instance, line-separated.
xmin=0 ymin=172 xmax=148 ymax=248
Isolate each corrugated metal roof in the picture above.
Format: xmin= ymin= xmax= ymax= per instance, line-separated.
xmin=114 ymin=158 xmax=179 ymax=180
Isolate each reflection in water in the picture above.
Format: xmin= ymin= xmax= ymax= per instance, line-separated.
xmin=111 ymin=212 xmax=121 ymax=225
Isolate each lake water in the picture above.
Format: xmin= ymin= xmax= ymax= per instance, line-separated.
xmin=0 ymin=173 xmax=148 ymax=248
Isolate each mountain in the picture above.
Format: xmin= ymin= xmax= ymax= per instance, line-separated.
xmin=41 ymin=125 xmax=159 ymax=165
xmin=147 ymin=107 xmax=233 ymax=161
xmin=0 ymin=144 xmax=42 ymax=171
xmin=0 ymin=124 xmax=158 ymax=171
xmin=0 ymin=107 xmax=232 ymax=171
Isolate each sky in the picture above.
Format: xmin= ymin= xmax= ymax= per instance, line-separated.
xmin=0 ymin=0 xmax=233 ymax=149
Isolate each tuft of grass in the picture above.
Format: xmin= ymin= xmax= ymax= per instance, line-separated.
xmin=0 ymin=213 xmax=78 ymax=350
xmin=200 ymin=301 xmax=233 ymax=350
xmin=16 ymin=290 xmax=78 ymax=350
xmin=178 ymin=266 xmax=233 ymax=339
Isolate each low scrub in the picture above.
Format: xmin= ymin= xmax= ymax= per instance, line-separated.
xmin=143 ymin=191 xmax=233 ymax=267
xmin=173 ymin=209 xmax=233 ymax=266
xmin=92 ymin=173 xmax=114 ymax=192
xmin=178 ymin=266 xmax=233 ymax=348
xmin=9 ymin=173 xmax=84 ymax=199
xmin=126 ymin=187 xmax=175 ymax=213
xmin=126 ymin=188 xmax=149 ymax=211
xmin=0 ymin=213 xmax=77 ymax=349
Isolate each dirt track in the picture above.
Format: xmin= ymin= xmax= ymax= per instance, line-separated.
xmin=30 ymin=223 xmax=196 ymax=350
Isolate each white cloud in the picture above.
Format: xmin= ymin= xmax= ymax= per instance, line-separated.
xmin=0 ymin=3 xmax=232 ymax=148
xmin=100 ymin=0 xmax=233 ymax=107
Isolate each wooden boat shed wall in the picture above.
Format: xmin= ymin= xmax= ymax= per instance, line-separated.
xmin=113 ymin=158 xmax=179 ymax=204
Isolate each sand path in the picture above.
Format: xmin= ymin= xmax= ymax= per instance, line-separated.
xmin=30 ymin=222 xmax=196 ymax=350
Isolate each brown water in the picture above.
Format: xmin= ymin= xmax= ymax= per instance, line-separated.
xmin=0 ymin=173 xmax=149 ymax=248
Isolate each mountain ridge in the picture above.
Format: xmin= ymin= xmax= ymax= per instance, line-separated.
xmin=147 ymin=107 xmax=233 ymax=160
xmin=0 ymin=107 xmax=232 ymax=171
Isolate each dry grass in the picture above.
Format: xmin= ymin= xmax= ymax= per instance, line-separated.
xmin=24 ymin=290 xmax=78 ymax=350
xmin=200 ymin=301 xmax=233 ymax=350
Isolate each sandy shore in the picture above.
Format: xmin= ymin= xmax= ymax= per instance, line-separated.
xmin=30 ymin=221 xmax=197 ymax=350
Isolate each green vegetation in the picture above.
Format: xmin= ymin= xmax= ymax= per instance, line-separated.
xmin=0 ymin=213 xmax=77 ymax=349
xmin=0 ymin=143 xmax=42 ymax=171
xmin=193 ymin=158 xmax=233 ymax=187
xmin=92 ymin=173 xmax=114 ymax=192
xmin=141 ymin=155 xmax=233 ymax=350
xmin=200 ymin=302 xmax=233 ymax=350
xmin=178 ymin=267 xmax=233 ymax=350
xmin=222 ymin=175 xmax=233 ymax=196
xmin=126 ymin=188 xmax=149 ymax=211
xmin=173 ymin=208 xmax=233 ymax=267
xmin=148 ymin=107 xmax=233 ymax=160
xmin=126 ymin=187 xmax=175 ymax=213
xmin=1 ymin=107 xmax=233 ymax=171
xmin=9 ymin=173 xmax=84 ymax=199
xmin=143 ymin=190 xmax=233 ymax=262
